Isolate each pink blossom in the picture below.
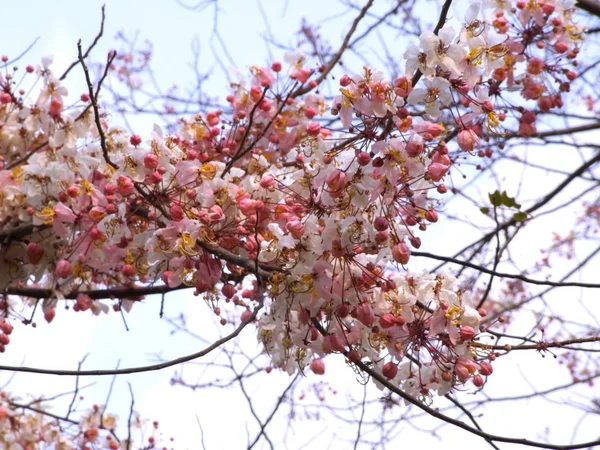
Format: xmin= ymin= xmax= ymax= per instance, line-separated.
xmin=356 ymin=301 xmax=375 ymax=327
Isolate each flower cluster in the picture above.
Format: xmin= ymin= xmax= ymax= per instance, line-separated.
xmin=0 ymin=391 xmax=159 ymax=450
xmin=0 ymin=0 xmax=584 ymax=400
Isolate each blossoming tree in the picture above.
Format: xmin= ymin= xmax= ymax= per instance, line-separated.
xmin=0 ymin=0 xmax=599 ymax=448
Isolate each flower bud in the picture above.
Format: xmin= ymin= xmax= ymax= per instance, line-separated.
xmin=473 ymin=374 xmax=485 ymax=387
xmin=340 ymin=75 xmax=352 ymax=87
xmin=379 ymin=313 xmax=396 ymax=329
xmin=459 ymin=325 xmax=476 ymax=341
xmin=392 ymin=241 xmax=411 ymax=265
xmin=425 ymin=209 xmax=438 ymax=223
xmin=143 ymin=153 xmax=159 ymax=169
xmin=427 ymin=163 xmax=448 ymax=182
xmin=336 ymin=302 xmax=350 ymax=318
xmin=479 ymin=361 xmax=493 ymax=376
xmin=405 ymin=141 xmax=424 ymax=157
xmin=347 ymin=349 xmax=361 ymax=363
xmin=374 ymin=216 xmax=389 ymax=231
xmin=357 ymin=152 xmax=371 ymax=166
xmin=306 ymin=121 xmax=321 ymax=137
xmin=55 ymin=259 xmax=72 ymax=279
xmin=240 ymin=309 xmax=253 ymax=322
xmin=410 ymin=236 xmax=421 ymax=249
xmin=382 ymin=362 xmax=398 ymax=379
xmin=310 ymin=358 xmax=325 ymax=375
xmin=170 ymin=204 xmax=185 ymax=222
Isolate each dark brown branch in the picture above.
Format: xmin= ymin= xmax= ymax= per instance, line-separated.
xmin=78 ymin=40 xmax=118 ymax=170
xmin=60 ymin=5 xmax=106 ymax=81
xmin=292 ymin=0 xmax=375 ymax=98
xmin=0 ymin=299 xmax=263 ymax=376
xmin=577 ymin=0 xmax=600 ymax=18
xmin=412 ymin=250 xmax=600 ymax=288
xmin=5 ymin=283 xmax=191 ymax=301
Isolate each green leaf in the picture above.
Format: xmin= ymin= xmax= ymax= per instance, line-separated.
xmin=480 ymin=207 xmax=490 ymax=215
xmin=488 ymin=190 xmax=521 ymax=209
xmin=489 ymin=191 xmax=502 ymax=207
xmin=513 ymin=211 xmax=528 ymax=222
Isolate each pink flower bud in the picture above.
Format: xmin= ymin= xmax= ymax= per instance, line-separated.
xmin=425 ymin=209 xmax=438 ymax=223
xmin=455 ymin=358 xmax=478 ymax=381
xmin=347 ymin=349 xmax=361 ymax=363
xmin=44 ymin=308 xmax=56 ymax=323
xmin=336 ymin=303 xmax=350 ymax=318
xmin=222 ymin=284 xmax=236 ymax=299
xmin=542 ymin=2 xmax=555 ymax=14
xmin=427 ymin=123 xmax=444 ymax=137
xmin=455 ymin=363 xmax=470 ymax=382
xmin=357 ymin=152 xmax=371 ymax=166
xmin=340 ymin=75 xmax=352 ymax=87
xmin=479 ymin=361 xmax=494 ymax=376
xmin=521 ymin=110 xmax=536 ymax=124
xmin=457 ymin=129 xmax=479 ymax=152
xmin=306 ymin=121 xmax=321 ymax=137
xmin=122 ymin=264 xmax=136 ymax=277
xmin=379 ymin=313 xmax=396 ymax=329
xmin=473 ymin=374 xmax=485 ymax=387
xmin=117 ymin=176 xmax=134 ymax=196
xmin=240 ymin=309 xmax=253 ymax=322
xmin=55 ymin=259 xmax=72 ymax=278
xmin=48 ymin=98 xmax=63 ymax=118
xmin=170 ymin=204 xmax=185 ymax=221
xmin=554 ymin=41 xmax=569 ymax=53
xmin=304 ymin=106 xmax=317 ymax=119
xmin=405 ymin=141 xmax=424 ymax=157
xmin=0 ymin=321 xmax=13 ymax=335
xmin=143 ymin=153 xmax=159 ymax=169
xmin=459 ymin=326 xmax=476 ymax=340
xmin=441 ymin=370 xmax=453 ymax=382
xmin=326 ymin=169 xmax=347 ymax=194
xmin=392 ymin=241 xmax=411 ymax=265
xmin=271 ymin=61 xmax=282 ymax=72
xmin=427 ymin=162 xmax=448 ymax=182
xmin=382 ymin=362 xmax=398 ymax=379
xmin=356 ymin=302 xmax=375 ymax=327
xmin=310 ymin=358 xmax=326 ymax=375
xmin=130 ymin=135 xmax=142 ymax=146
xmin=410 ymin=236 xmax=421 ymax=249
xmin=374 ymin=216 xmax=389 ymax=231
xmin=76 ymin=293 xmax=92 ymax=312
xmin=27 ymin=242 xmax=45 ymax=265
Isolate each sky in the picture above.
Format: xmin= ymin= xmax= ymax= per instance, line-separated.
xmin=1 ymin=0 xmax=599 ymax=449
